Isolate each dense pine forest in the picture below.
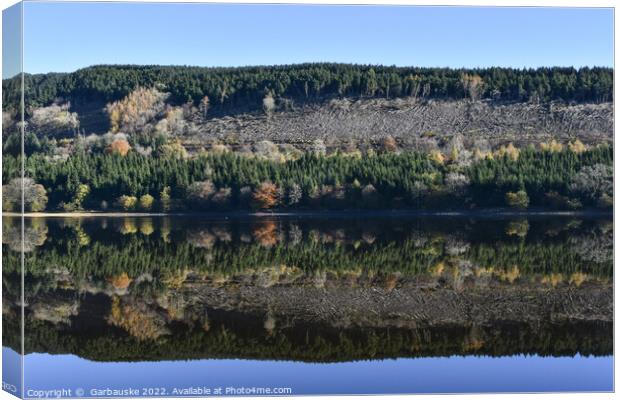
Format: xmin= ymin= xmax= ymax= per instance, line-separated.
xmin=3 ymin=64 xmax=614 ymax=112
xmin=2 ymin=144 xmax=613 ymax=212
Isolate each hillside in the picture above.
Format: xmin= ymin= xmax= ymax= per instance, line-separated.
xmin=2 ymin=64 xmax=613 ymax=150
xmin=4 ymin=64 xmax=613 ymax=111
xmin=1 ymin=64 xmax=614 ymax=213
xmin=180 ymin=97 xmax=613 ymax=150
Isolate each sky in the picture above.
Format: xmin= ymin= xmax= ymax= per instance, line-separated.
xmin=2 ymin=2 xmax=615 ymax=78
xmin=13 ymin=349 xmax=613 ymax=394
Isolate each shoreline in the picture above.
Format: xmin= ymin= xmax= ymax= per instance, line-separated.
xmin=2 ymin=209 xmax=613 ymax=218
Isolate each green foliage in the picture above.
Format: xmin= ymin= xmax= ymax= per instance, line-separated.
xmin=63 ymin=184 xmax=91 ymax=211
xmin=3 ymin=146 xmax=612 ymax=211
xmin=160 ymin=186 xmax=172 ymax=212
xmin=467 ymin=145 xmax=612 ymax=208
xmin=505 ymin=190 xmax=530 ymax=209
xmin=4 ymin=64 xmax=613 ymax=113
xmin=118 ymin=195 xmax=138 ymax=211
xmin=4 ymin=217 xmax=612 ymax=280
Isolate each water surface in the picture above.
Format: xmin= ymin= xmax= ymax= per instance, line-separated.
xmin=2 ymin=215 xmax=613 ymax=396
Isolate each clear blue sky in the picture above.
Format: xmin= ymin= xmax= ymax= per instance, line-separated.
xmin=6 ymin=2 xmax=615 ymax=77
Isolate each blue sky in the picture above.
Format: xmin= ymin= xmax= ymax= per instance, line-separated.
xmin=4 ymin=3 xmax=615 ymax=77
xmin=16 ymin=349 xmax=613 ymax=394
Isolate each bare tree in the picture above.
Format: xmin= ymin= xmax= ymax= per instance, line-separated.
xmin=199 ymin=96 xmax=210 ymax=119
xmin=263 ymin=93 xmax=276 ymax=116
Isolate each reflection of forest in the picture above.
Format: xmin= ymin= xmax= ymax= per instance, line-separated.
xmin=2 ymin=216 xmax=613 ymax=362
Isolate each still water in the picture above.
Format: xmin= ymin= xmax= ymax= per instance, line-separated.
xmin=2 ymin=215 xmax=613 ymax=396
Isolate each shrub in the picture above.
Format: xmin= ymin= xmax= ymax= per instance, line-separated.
xmin=139 ymin=194 xmax=155 ymax=211
xmin=118 ymin=195 xmax=138 ymax=211
xmin=505 ymin=190 xmax=529 ymax=209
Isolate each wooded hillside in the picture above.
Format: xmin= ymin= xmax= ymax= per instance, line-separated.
xmin=3 ymin=64 xmax=613 ymax=113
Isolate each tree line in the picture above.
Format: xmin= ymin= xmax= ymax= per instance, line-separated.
xmin=3 ymin=64 xmax=613 ymax=113
xmin=3 ymin=217 xmax=612 ymax=280
xmin=4 ymin=314 xmax=611 ymax=362
xmin=2 ymin=145 xmax=613 ymax=212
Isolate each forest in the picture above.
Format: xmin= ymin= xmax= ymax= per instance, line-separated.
xmin=2 ymin=144 xmax=613 ymax=212
xmin=1 ymin=64 xmax=614 ymax=213
xmin=3 ymin=64 xmax=613 ymax=113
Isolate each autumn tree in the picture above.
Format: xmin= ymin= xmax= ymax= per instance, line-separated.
xmin=2 ymin=178 xmax=48 ymax=212
xmin=460 ymin=73 xmax=484 ymax=100
xmin=287 ymin=183 xmax=303 ymax=206
xmin=187 ymin=181 xmax=216 ymax=207
xmin=118 ymin=195 xmax=138 ymax=211
xmin=263 ymin=93 xmax=276 ymax=116
xmin=106 ymin=138 xmax=131 ymax=156
xmin=63 ymin=183 xmax=90 ymax=211
xmin=380 ymin=136 xmax=398 ymax=153
xmin=496 ymin=143 xmax=520 ymax=161
xmin=29 ymin=103 xmax=79 ymax=138
xmin=199 ymin=95 xmax=210 ymax=118
xmin=139 ymin=194 xmax=155 ymax=211
xmin=106 ymin=87 xmax=168 ymax=134
xmin=539 ymin=139 xmax=564 ymax=153
xmin=252 ymin=182 xmax=279 ymax=209
xmin=568 ymin=139 xmax=587 ymax=154
xmin=158 ymin=141 xmax=188 ymax=159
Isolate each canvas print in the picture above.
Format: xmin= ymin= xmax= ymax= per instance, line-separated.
xmin=1 ymin=2 xmax=614 ymax=397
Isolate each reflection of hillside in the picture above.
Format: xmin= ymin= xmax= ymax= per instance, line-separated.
xmin=2 ymin=267 xmax=613 ymax=362
xmin=3 ymin=296 xmax=612 ymax=363
xmin=2 ymin=216 xmax=612 ymax=362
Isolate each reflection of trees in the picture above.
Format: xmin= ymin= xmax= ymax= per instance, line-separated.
xmin=570 ymin=225 xmax=613 ymax=264
xmin=5 ymin=311 xmax=612 ymax=363
xmin=3 ymin=218 xmax=612 ymax=293
xmin=187 ymin=229 xmax=216 ymax=248
xmin=505 ymin=220 xmax=529 ymax=238
xmin=444 ymin=236 xmax=470 ymax=256
xmin=30 ymin=297 xmax=78 ymax=325
xmin=3 ymin=217 xmax=613 ymax=366
xmin=2 ymin=219 xmax=48 ymax=252
xmin=5 ymin=238 xmax=613 ymax=288
xmin=252 ymin=221 xmax=278 ymax=247
xmin=140 ymin=219 xmax=155 ymax=236
xmin=108 ymin=296 xmax=170 ymax=341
